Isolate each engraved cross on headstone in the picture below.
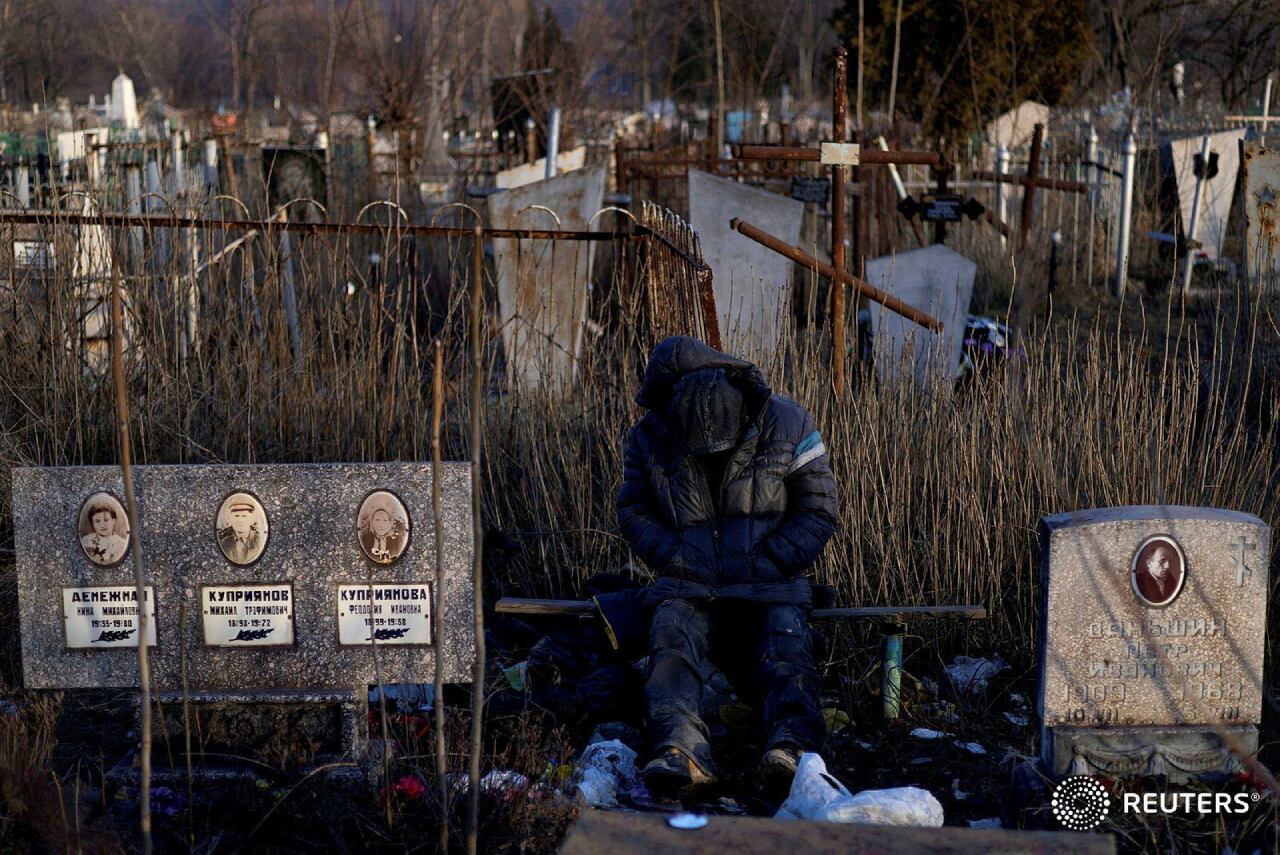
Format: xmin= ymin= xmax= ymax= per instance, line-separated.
xmin=1232 ymin=534 xmax=1258 ymax=586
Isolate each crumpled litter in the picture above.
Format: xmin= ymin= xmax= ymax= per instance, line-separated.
xmin=944 ymin=656 xmax=1009 ymax=696
xmin=776 ymin=753 xmax=944 ymax=826
xmin=503 ymin=661 xmax=528 ymax=692
xmin=574 ymin=739 xmax=639 ymax=808
xmin=449 ymin=770 xmax=530 ymax=798
xmin=368 ymin=683 xmax=433 ymax=712
xmin=1004 ymin=711 xmax=1029 ymax=727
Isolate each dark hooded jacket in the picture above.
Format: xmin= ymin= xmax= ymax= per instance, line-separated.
xmin=617 ymin=337 xmax=839 ymax=607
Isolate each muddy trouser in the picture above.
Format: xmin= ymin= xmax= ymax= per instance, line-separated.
xmin=644 ymin=598 xmax=824 ymax=775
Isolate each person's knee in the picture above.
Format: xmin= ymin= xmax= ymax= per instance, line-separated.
xmin=760 ymin=605 xmax=815 ymax=671
xmin=649 ymin=599 xmax=703 ymax=650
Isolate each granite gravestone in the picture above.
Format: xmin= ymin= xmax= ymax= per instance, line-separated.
xmin=488 ymin=165 xmax=606 ymax=389
xmin=1038 ymin=506 xmax=1270 ymax=781
xmin=12 ymin=463 xmax=473 ymax=692
xmin=1168 ymin=129 xmax=1246 ymax=260
xmin=1241 ymin=143 xmax=1280 ymax=289
xmin=864 ymin=245 xmax=975 ymax=391
xmin=688 ymin=169 xmax=804 ymax=361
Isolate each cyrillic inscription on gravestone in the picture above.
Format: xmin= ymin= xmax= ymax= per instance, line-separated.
xmin=1038 ymin=505 xmax=1270 ymax=778
xmin=63 ymin=586 xmax=157 ymax=648
xmin=337 ymin=584 xmax=432 ymax=645
xmin=201 ymin=584 xmax=295 ymax=647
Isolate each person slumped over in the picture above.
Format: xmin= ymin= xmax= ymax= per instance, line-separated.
xmin=616 ymin=336 xmax=838 ymax=794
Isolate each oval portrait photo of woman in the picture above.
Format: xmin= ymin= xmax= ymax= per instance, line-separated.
xmin=216 ymin=491 xmax=270 ymax=566
xmin=77 ymin=492 xmax=132 ymax=568
xmin=1130 ymin=534 xmax=1187 ymax=608
xmin=356 ymin=490 xmax=411 ymax=566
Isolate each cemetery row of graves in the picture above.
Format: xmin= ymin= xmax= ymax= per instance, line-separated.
xmin=1 ymin=64 xmax=1280 ymax=851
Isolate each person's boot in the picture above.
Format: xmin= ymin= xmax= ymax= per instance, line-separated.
xmin=642 ymin=747 xmax=716 ymax=795
xmin=759 ymin=743 xmax=803 ymax=787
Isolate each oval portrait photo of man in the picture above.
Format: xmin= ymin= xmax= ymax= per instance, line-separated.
xmin=216 ymin=491 xmax=270 ymax=566
xmin=1130 ymin=535 xmax=1186 ymax=607
xmin=356 ymin=490 xmax=411 ymax=566
xmin=77 ymin=492 xmax=132 ymax=568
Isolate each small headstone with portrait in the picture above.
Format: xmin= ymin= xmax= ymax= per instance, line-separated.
xmin=11 ymin=463 xmax=474 ymax=767
xmin=1037 ymin=505 xmax=1271 ymax=782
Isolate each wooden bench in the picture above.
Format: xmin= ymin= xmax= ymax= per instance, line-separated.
xmin=496 ymin=597 xmax=987 ymax=719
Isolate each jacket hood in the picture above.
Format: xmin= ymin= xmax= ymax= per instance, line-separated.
xmin=635 ymin=336 xmax=772 ymax=415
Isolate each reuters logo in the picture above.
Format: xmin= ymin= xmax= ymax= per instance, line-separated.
xmin=1051 ymin=776 xmax=1111 ymax=831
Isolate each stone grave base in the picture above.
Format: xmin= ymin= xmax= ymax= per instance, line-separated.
xmin=141 ymin=689 xmax=370 ymax=770
xmin=1043 ymin=725 xmax=1258 ymax=782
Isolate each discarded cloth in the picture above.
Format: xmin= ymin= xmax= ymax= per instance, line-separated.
xmin=574 ymin=739 xmax=640 ymax=808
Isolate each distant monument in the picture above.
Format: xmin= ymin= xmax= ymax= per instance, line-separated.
xmin=110 ymin=72 xmax=140 ymax=130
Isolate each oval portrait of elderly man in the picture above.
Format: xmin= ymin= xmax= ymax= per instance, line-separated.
xmin=77 ymin=492 xmax=132 ymax=567
xmin=1130 ymin=535 xmax=1186 ymax=607
xmin=215 ymin=491 xmax=270 ymax=566
xmin=356 ymin=490 xmax=411 ymax=566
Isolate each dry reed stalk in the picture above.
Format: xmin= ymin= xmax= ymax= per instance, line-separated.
xmin=111 ymin=259 xmax=152 ymax=854
xmin=432 ymin=337 xmax=448 ymax=852
xmin=466 ymin=226 xmax=486 ymax=855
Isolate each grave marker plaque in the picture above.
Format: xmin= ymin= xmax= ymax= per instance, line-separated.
xmin=1167 ymin=129 xmax=1246 ymax=260
xmin=865 ymin=245 xmax=975 ymax=391
xmin=689 ymin=169 xmax=804 ymax=361
xmin=63 ymin=586 xmax=157 ymax=648
xmin=489 ymin=166 xmax=606 ymax=388
xmin=336 ymin=583 xmax=433 ymax=645
xmin=12 ymin=463 xmax=473 ymax=691
xmin=201 ymin=584 xmax=295 ymax=647
xmin=1241 ymin=142 xmax=1280 ymax=288
xmin=1037 ymin=505 xmax=1270 ymax=780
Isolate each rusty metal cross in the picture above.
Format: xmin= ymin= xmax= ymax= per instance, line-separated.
xmin=972 ymin=123 xmax=1087 ymax=250
xmin=730 ymin=46 xmax=943 ymax=393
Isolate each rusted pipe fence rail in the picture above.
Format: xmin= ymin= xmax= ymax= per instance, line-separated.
xmin=0 ymin=208 xmax=635 ymax=242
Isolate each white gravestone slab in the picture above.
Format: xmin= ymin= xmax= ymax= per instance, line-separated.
xmin=1241 ymin=143 xmax=1280 ymax=288
xmin=337 ymin=583 xmax=433 ymax=645
xmin=489 ymin=165 xmax=606 ymax=388
xmin=864 ymin=245 xmax=975 ymax=390
xmin=63 ymin=586 xmax=157 ymax=649
xmin=1168 ymin=129 xmax=1246 ymax=260
xmin=495 ymin=146 xmax=587 ymax=189
xmin=1038 ymin=506 xmax=1270 ymax=779
xmin=688 ymin=169 xmax=804 ymax=360
xmin=201 ymin=584 xmax=296 ymax=647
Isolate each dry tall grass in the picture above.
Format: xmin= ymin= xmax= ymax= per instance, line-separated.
xmin=0 ymin=200 xmax=1277 ymax=674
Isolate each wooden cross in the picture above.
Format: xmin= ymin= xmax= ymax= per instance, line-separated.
xmin=731 ymin=46 xmax=943 ymax=393
xmin=972 ymin=123 xmax=1087 ymax=250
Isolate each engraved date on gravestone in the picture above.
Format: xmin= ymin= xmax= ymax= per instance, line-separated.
xmin=201 ymin=584 xmax=295 ymax=647
xmin=336 ymin=584 xmax=432 ymax=645
xmin=63 ymin=586 xmax=157 ymax=648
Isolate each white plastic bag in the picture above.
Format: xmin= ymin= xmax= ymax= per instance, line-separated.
xmin=776 ymin=753 xmax=944 ymax=827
